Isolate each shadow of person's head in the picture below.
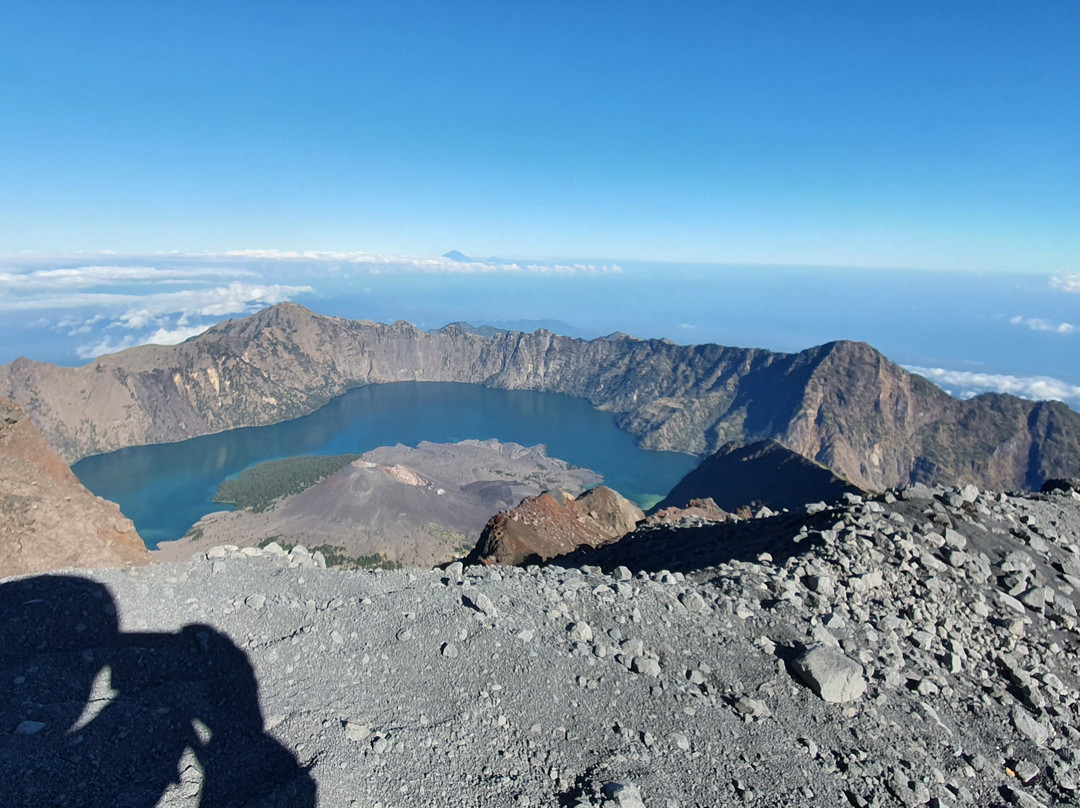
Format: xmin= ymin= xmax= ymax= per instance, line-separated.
xmin=1 ymin=574 xmax=316 ymax=807
xmin=2 ymin=575 xmax=119 ymax=736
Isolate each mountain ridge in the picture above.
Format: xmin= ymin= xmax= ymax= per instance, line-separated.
xmin=3 ymin=302 xmax=1079 ymax=492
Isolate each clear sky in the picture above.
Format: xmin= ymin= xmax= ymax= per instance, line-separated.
xmin=3 ymin=2 xmax=1080 ymax=411
xmin=1 ymin=1 xmax=1077 ymax=271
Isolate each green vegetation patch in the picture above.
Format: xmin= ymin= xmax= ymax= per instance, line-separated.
xmin=214 ymin=454 xmax=362 ymax=512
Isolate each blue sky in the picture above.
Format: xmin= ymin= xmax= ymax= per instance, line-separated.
xmin=1 ymin=1 xmax=1077 ymax=269
xmin=1 ymin=3 xmax=1079 ymax=408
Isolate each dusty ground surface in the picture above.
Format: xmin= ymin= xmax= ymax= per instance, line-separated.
xmin=4 ymin=482 xmax=1080 ymax=808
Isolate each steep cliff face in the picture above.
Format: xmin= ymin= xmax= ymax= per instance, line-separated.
xmin=0 ymin=399 xmax=150 ymax=577
xmin=2 ymin=303 xmax=1079 ymax=492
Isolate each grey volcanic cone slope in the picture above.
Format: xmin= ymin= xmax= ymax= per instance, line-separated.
xmin=655 ymin=439 xmax=864 ymax=513
xmin=4 ymin=303 xmax=1080 ymax=491
xmin=156 ymin=440 xmax=602 ymax=567
xmin=4 ymin=482 xmax=1080 ymax=807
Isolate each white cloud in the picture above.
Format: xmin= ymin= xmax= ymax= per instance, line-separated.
xmin=1 ymin=252 xmax=623 ymax=295
xmin=1009 ymin=316 xmax=1077 ymax=335
xmin=26 ymin=281 xmax=312 ymax=361
xmin=1051 ymin=274 xmax=1080 ymax=293
xmin=74 ymin=319 xmax=215 ymax=359
xmin=75 ymin=335 xmax=138 ymax=359
xmin=118 ymin=309 xmax=156 ymax=329
xmin=144 ymin=323 xmax=213 ymax=345
xmin=0 ymin=264 xmax=256 ymax=290
xmin=56 ymin=313 xmax=106 ymax=335
xmin=0 ymin=281 xmax=313 ymax=315
xmin=904 ymin=365 xmax=1080 ymax=407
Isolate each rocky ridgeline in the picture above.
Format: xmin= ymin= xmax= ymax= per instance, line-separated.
xmin=5 ymin=302 xmax=1080 ymax=492
xmin=4 ymin=483 xmax=1080 ymax=807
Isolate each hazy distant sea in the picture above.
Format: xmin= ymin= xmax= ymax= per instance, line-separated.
xmin=2 ymin=255 xmax=1077 ymax=408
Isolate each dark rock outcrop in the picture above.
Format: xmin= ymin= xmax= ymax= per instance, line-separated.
xmin=0 ymin=399 xmax=150 ymax=577
xmin=656 ymin=439 xmax=864 ymax=514
xmin=470 ymin=486 xmax=644 ymax=565
xmin=3 ymin=303 xmax=1079 ymax=492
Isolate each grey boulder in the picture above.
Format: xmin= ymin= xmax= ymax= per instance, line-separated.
xmin=792 ymin=644 xmax=867 ymax=703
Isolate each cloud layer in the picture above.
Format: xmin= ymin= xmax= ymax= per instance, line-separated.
xmin=1 ymin=250 xmax=621 ymax=361
xmin=1010 ymin=316 xmax=1077 ymax=335
xmin=215 ymin=249 xmax=622 ymax=274
xmin=905 ymin=365 xmax=1080 ymax=407
xmin=1051 ymin=274 xmax=1080 ymax=293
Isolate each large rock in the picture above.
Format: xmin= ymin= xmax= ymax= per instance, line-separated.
xmin=470 ymin=486 xmax=644 ymax=565
xmin=791 ymin=645 xmax=867 ymax=703
xmin=0 ymin=399 xmax=150 ymax=578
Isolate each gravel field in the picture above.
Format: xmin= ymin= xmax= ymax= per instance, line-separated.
xmin=4 ymin=482 xmax=1080 ymax=808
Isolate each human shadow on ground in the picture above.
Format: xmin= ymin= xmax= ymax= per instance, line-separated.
xmin=0 ymin=574 xmax=316 ymax=807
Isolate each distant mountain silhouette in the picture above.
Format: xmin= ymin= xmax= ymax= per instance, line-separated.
xmin=442 ymin=250 xmax=471 ymax=261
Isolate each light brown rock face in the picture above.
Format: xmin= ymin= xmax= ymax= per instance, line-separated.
xmin=2 ymin=303 xmax=1079 ymax=492
xmin=471 ymin=486 xmax=644 ymax=566
xmin=0 ymin=399 xmax=150 ymax=578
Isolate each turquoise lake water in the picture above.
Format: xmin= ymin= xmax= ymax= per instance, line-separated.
xmin=72 ymin=382 xmax=699 ymax=549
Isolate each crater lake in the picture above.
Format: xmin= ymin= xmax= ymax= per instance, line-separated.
xmin=72 ymin=382 xmax=699 ymax=549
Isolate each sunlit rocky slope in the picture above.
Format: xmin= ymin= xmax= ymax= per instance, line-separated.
xmin=3 ymin=302 xmax=1079 ymax=491
xmin=0 ymin=399 xmax=150 ymax=578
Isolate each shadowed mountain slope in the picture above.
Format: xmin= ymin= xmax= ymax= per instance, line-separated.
xmin=3 ymin=303 xmax=1079 ymax=492
xmin=656 ymin=439 xmax=864 ymax=513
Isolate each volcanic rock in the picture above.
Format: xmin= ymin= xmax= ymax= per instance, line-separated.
xmin=156 ymin=439 xmax=601 ymax=567
xmin=5 ymin=482 xmax=1080 ymax=807
xmin=791 ymin=645 xmax=867 ymax=703
xmin=0 ymin=398 xmax=150 ymax=577
xmin=470 ymin=486 xmax=644 ymax=565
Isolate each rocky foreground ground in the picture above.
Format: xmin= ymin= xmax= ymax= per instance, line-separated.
xmin=4 ymin=481 xmax=1080 ymax=807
